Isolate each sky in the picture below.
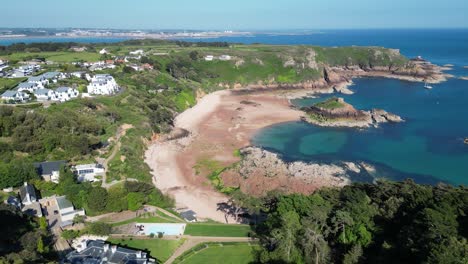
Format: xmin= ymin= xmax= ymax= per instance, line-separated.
xmin=1 ymin=0 xmax=468 ymax=30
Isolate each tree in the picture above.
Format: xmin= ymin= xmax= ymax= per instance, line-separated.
xmin=62 ymin=230 xmax=80 ymax=240
xmin=87 ymin=187 xmax=108 ymax=212
xmin=269 ymin=211 xmax=302 ymax=263
xmin=38 ymin=217 xmax=48 ymax=231
xmin=127 ymin=192 xmax=145 ymax=211
xmin=87 ymin=222 xmax=112 ymax=236
xmin=189 ymin=51 xmax=199 ymax=61
xmin=302 ymin=225 xmax=330 ymax=264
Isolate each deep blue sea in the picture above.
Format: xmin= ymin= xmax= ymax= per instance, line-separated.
xmin=2 ymin=29 xmax=467 ymax=185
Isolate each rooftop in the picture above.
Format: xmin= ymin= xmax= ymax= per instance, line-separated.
xmin=34 ymin=160 xmax=66 ymax=175
xmin=56 ymin=196 xmax=74 ymax=210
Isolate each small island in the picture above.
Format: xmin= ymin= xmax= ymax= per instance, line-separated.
xmin=301 ymin=97 xmax=404 ymax=128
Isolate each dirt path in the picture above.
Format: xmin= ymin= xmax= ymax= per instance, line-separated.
xmin=99 ymin=124 xmax=133 ymax=188
xmin=165 ymin=236 xmax=256 ymax=264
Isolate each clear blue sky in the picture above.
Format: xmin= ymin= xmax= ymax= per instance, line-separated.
xmin=2 ymin=0 xmax=467 ymax=30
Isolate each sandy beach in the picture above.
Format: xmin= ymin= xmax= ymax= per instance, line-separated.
xmin=145 ymin=89 xmax=305 ymax=222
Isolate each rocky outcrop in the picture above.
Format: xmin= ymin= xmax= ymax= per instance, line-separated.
xmin=301 ymin=97 xmax=404 ymax=128
xmin=237 ymin=147 xmax=378 ymax=187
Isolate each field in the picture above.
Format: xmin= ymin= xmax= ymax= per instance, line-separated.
xmin=107 ymin=238 xmax=185 ymax=263
xmin=174 ymin=242 xmax=259 ymax=264
xmin=184 ymin=223 xmax=252 ymax=237
xmin=0 ymin=77 xmax=26 ymax=93
xmin=5 ymin=51 xmax=101 ymax=62
xmin=314 ymin=97 xmax=346 ymax=109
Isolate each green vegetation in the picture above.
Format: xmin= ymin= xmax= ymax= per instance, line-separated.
xmin=174 ymin=242 xmax=259 ymax=264
xmin=108 ymin=237 xmax=185 ymax=263
xmin=111 ymin=211 xmax=183 ymax=227
xmin=0 ymin=77 xmax=26 ymax=93
xmin=254 ymin=180 xmax=468 ymax=264
xmin=314 ymin=97 xmax=345 ymax=109
xmin=0 ymin=204 xmax=55 ymax=263
xmin=193 ymin=158 xmax=238 ymax=194
xmin=185 ymin=223 xmax=251 ymax=237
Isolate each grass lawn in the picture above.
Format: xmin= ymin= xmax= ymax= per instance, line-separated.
xmin=108 ymin=238 xmax=185 ymax=263
xmin=185 ymin=223 xmax=252 ymax=237
xmin=0 ymin=77 xmax=27 ymax=93
xmin=176 ymin=243 xmax=259 ymax=264
xmin=314 ymin=97 xmax=345 ymax=109
xmin=111 ymin=211 xmax=183 ymax=226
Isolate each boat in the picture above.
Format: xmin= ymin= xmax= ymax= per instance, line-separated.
xmin=464 ymin=138 xmax=468 ymax=145
xmin=424 ymin=82 xmax=433 ymax=89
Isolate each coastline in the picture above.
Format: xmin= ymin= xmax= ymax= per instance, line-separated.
xmin=144 ymin=60 xmax=451 ymax=220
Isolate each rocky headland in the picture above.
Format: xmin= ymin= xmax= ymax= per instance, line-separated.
xmin=300 ymin=97 xmax=404 ymax=128
xmin=223 ymin=146 xmax=376 ymax=196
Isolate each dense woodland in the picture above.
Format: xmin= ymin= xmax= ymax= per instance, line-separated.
xmin=253 ymin=180 xmax=467 ymax=264
xmin=0 ymin=204 xmax=55 ymax=263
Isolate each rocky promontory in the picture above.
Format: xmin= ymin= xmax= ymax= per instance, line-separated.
xmin=228 ymin=147 xmax=378 ymax=195
xmin=301 ymin=97 xmax=404 ymax=128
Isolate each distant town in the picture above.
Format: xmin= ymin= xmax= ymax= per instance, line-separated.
xmin=0 ymin=28 xmax=252 ymax=39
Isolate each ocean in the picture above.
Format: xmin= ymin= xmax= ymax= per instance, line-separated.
xmin=2 ymin=29 xmax=467 ymax=185
xmin=193 ymin=29 xmax=468 ymax=185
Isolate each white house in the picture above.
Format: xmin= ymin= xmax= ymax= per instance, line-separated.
xmin=219 ymin=55 xmax=232 ymax=61
xmin=99 ymin=48 xmax=108 ymax=55
xmin=70 ymin=71 xmax=85 ymax=78
xmin=34 ymin=161 xmax=66 ymax=183
xmin=87 ymin=74 xmax=119 ymax=95
xmin=41 ymin=71 xmax=65 ymax=83
xmin=19 ymin=182 xmax=37 ymax=206
xmin=129 ymin=49 xmax=144 ymax=55
xmin=73 ymin=164 xmax=105 ymax=182
xmin=204 ymin=55 xmax=214 ymax=61
xmin=55 ymin=196 xmax=85 ymax=226
xmin=1 ymin=90 xmax=30 ymax=102
xmin=17 ymin=82 xmax=40 ymax=93
xmin=34 ymin=88 xmax=58 ymax=101
xmin=55 ymin=87 xmax=79 ymax=102
xmin=27 ymin=75 xmax=48 ymax=88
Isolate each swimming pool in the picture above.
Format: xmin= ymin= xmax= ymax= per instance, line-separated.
xmin=137 ymin=223 xmax=186 ymax=236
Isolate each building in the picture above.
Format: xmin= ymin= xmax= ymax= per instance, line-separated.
xmin=17 ymin=82 xmax=40 ymax=93
xmin=73 ymin=164 xmax=105 ymax=182
xmin=55 ymin=196 xmax=85 ymax=226
xmin=204 ymin=55 xmax=214 ymax=61
xmin=34 ymin=160 xmax=66 ymax=183
xmin=5 ymin=196 xmax=21 ymax=209
xmin=56 ymin=87 xmax=79 ymax=102
xmin=19 ymin=182 xmax=37 ymax=206
xmin=129 ymin=49 xmax=144 ymax=55
xmin=87 ymin=74 xmax=119 ymax=95
xmin=180 ymin=210 xmax=197 ymax=222
xmin=99 ymin=48 xmax=108 ymax=55
xmin=70 ymin=46 xmax=87 ymax=52
xmin=66 ymin=240 xmax=153 ymax=264
xmin=1 ymin=90 xmax=30 ymax=102
xmin=42 ymin=71 xmax=64 ymax=83
xmin=34 ymin=88 xmax=58 ymax=101
xmin=27 ymin=75 xmax=48 ymax=88
xmin=69 ymin=71 xmax=85 ymax=78
xmin=219 ymin=55 xmax=232 ymax=61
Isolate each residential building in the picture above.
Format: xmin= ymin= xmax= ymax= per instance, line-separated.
xmin=70 ymin=46 xmax=87 ymax=52
xmin=219 ymin=54 xmax=232 ymax=61
xmin=11 ymin=70 xmax=25 ymax=77
xmin=27 ymin=75 xmax=48 ymax=88
xmin=17 ymin=82 xmax=40 ymax=92
xmin=87 ymin=74 xmax=119 ymax=95
xmin=141 ymin=63 xmax=153 ymax=70
xmin=69 ymin=71 xmax=85 ymax=78
xmin=180 ymin=210 xmax=197 ymax=222
xmin=34 ymin=88 xmax=58 ymax=101
xmin=42 ymin=71 xmax=64 ymax=83
xmin=99 ymin=48 xmax=108 ymax=54
xmin=34 ymin=160 xmax=66 ymax=183
xmin=73 ymin=164 xmax=105 ymax=182
xmin=5 ymin=196 xmax=21 ymax=209
xmin=1 ymin=90 xmax=30 ymax=102
xmin=55 ymin=87 xmax=79 ymax=102
xmin=204 ymin=55 xmax=214 ymax=61
xmin=129 ymin=49 xmax=144 ymax=55
xmin=14 ymin=64 xmax=40 ymax=76
xmin=66 ymin=240 xmax=153 ymax=264
xmin=19 ymin=182 xmax=37 ymax=206
xmin=55 ymin=196 xmax=85 ymax=227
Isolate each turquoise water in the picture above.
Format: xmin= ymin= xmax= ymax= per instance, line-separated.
xmin=253 ymin=76 xmax=468 ymax=185
xmin=140 ymin=223 xmax=186 ymax=236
